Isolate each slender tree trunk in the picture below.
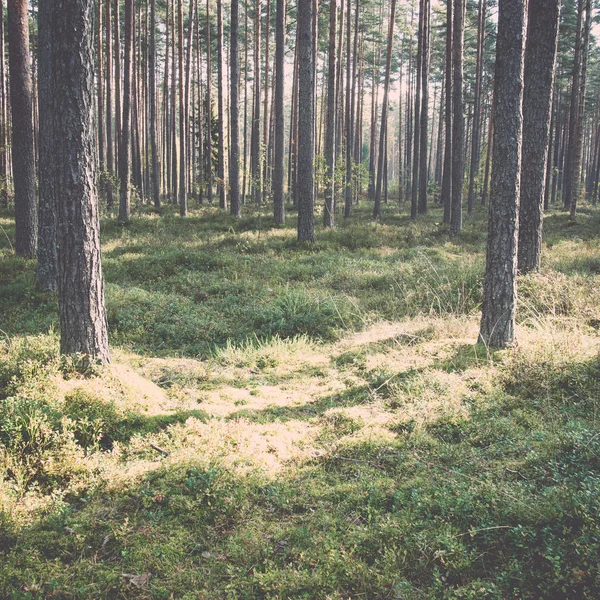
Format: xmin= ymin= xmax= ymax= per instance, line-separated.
xmin=323 ymin=0 xmax=336 ymax=227
xmin=418 ymin=0 xmax=430 ymax=214
xmin=51 ymin=0 xmax=110 ymax=363
xmin=297 ymin=0 xmax=314 ymax=241
xmin=441 ymin=0 xmax=452 ymax=223
xmin=273 ymin=0 xmax=286 ymax=223
xmin=230 ymin=0 xmax=241 ymax=216
xmin=114 ymin=0 xmax=122 ymax=175
xmin=105 ymin=0 xmax=114 ymax=207
xmin=449 ymin=0 xmax=464 ymax=236
xmin=250 ymin=0 xmax=261 ymax=205
xmin=119 ymin=0 xmax=134 ymax=223
xmin=36 ymin=0 xmax=57 ymax=290
xmin=517 ymin=0 xmax=560 ymax=273
xmin=0 ymin=0 xmax=7 ymax=209
xmin=343 ymin=0 xmax=353 ymax=217
xmin=480 ymin=0 xmax=527 ymax=348
xmin=178 ymin=0 xmax=186 ymax=214
xmin=8 ymin=0 xmax=36 ymax=257
xmin=217 ymin=0 xmax=226 ymax=208
xmin=149 ymin=0 xmax=160 ymax=207
xmin=374 ymin=0 xmax=396 ymax=220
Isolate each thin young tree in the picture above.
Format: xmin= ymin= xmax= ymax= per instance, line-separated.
xmin=230 ymin=0 xmax=241 ymax=216
xmin=323 ymin=0 xmax=336 ymax=227
xmin=297 ymin=0 xmax=315 ymax=242
xmin=272 ymin=0 xmax=286 ymax=223
xmin=517 ymin=0 xmax=560 ymax=273
xmin=119 ymin=0 xmax=134 ymax=223
xmin=8 ymin=0 xmax=36 ymax=257
xmin=479 ymin=0 xmax=527 ymax=348
xmin=48 ymin=0 xmax=110 ymax=363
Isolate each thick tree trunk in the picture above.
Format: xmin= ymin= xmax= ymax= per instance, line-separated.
xmin=8 ymin=0 xmax=36 ymax=257
xmin=479 ymin=0 xmax=527 ymax=348
xmin=51 ymin=0 xmax=110 ymax=363
xmin=297 ymin=0 xmax=314 ymax=242
xmin=517 ymin=0 xmax=560 ymax=273
xmin=273 ymin=0 xmax=286 ymax=223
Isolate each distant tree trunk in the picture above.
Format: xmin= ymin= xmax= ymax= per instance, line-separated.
xmin=178 ymin=0 xmax=186 ymax=215
xmin=569 ymin=0 xmax=591 ymax=219
xmin=517 ymin=0 xmax=560 ymax=273
xmin=323 ymin=0 xmax=336 ymax=227
xmin=97 ymin=0 xmax=105 ymax=176
xmin=262 ymin=0 xmax=271 ymax=203
xmin=410 ymin=0 xmax=422 ymax=220
xmin=343 ymin=0 xmax=353 ymax=218
xmin=36 ymin=0 xmax=57 ymax=290
xmin=479 ymin=0 xmax=526 ymax=348
xmin=481 ymin=100 xmax=493 ymax=205
xmin=118 ymin=0 xmax=134 ymax=223
xmin=205 ymin=0 xmax=213 ymax=202
xmin=418 ymin=0 xmax=430 ymax=214
xmin=149 ymin=0 xmax=160 ymax=207
xmin=229 ymin=0 xmax=241 ymax=216
xmin=297 ymin=0 xmax=314 ymax=242
xmin=51 ymin=0 xmax=110 ymax=363
xmin=8 ymin=0 xmax=36 ymax=257
xmin=216 ymin=0 xmax=226 ymax=209
xmin=273 ymin=0 xmax=286 ymax=223
xmin=114 ymin=0 xmax=122 ymax=174
xmin=373 ymin=0 xmax=396 ymax=220
xmin=105 ymin=0 xmax=114 ymax=207
xmin=0 ymin=0 xmax=7 ymax=209
xmin=441 ymin=0 xmax=452 ymax=223
xmin=466 ymin=0 xmax=485 ymax=214
xmin=250 ymin=0 xmax=261 ymax=205
xmin=449 ymin=0 xmax=464 ymax=236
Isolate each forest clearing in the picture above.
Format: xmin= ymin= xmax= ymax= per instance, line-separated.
xmin=2 ymin=203 xmax=600 ymax=597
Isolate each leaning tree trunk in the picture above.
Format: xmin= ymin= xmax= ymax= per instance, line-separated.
xmin=517 ymin=0 xmax=560 ymax=274
xmin=272 ymin=0 xmax=286 ymax=223
xmin=8 ymin=0 xmax=37 ymax=257
xmin=118 ymin=0 xmax=134 ymax=223
xmin=297 ymin=0 xmax=315 ymax=242
xmin=479 ymin=0 xmax=527 ymax=348
xmin=50 ymin=0 xmax=110 ymax=363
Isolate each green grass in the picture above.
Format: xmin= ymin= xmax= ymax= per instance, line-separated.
xmin=2 ymin=200 xmax=600 ymax=598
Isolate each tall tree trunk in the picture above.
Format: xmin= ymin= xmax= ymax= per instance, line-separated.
xmin=178 ymin=0 xmax=186 ymax=214
xmin=441 ymin=0 xmax=452 ymax=223
xmin=418 ymin=0 xmax=430 ymax=214
xmin=297 ymin=0 xmax=314 ymax=241
xmin=449 ymin=0 xmax=464 ymax=236
xmin=466 ymin=0 xmax=485 ymax=214
xmin=373 ymin=0 xmax=396 ymax=220
xmin=230 ymin=0 xmax=241 ymax=216
xmin=0 ymin=0 xmax=7 ymax=209
xmin=323 ymin=0 xmax=336 ymax=227
xmin=149 ymin=0 xmax=160 ymax=207
xmin=97 ymin=0 xmax=105 ymax=175
xmin=217 ymin=0 xmax=226 ymax=208
xmin=51 ymin=0 xmax=110 ymax=363
xmin=343 ymin=0 xmax=353 ymax=217
xmin=251 ymin=0 xmax=261 ymax=205
xmin=114 ymin=0 xmax=121 ymax=175
xmin=36 ymin=0 xmax=57 ymax=290
xmin=479 ymin=0 xmax=526 ymax=348
xmin=205 ymin=0 xmax=213 ymax=202
xmin=517 ymin=0 xmax=560 ymax=273
xmin=8 ymin=0 xmax=36 ymax=257
xmin=273 ymin=0 xmax=286 ymax=223
xmin=105 ymin=0 xmax=114 ymax=207
xmin=119 ymin=0 xmax=134 ymax=223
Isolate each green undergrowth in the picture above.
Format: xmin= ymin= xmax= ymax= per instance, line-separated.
xmin=2 ymin=202 xmax=600 ymax=598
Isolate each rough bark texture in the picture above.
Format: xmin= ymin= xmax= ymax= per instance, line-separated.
xmin=273 ymin=0 xmax=286 ymax=224
xmin=36 ymin=0 xmax=57 ymax=290
xmin=118 ymin=0 xmax=133 ymax=223
xmin=8 ymin=0 xmax=37 ymax=257
xmin=52 ymin=0 xmax=110 ymax=363
xmin=229 ymin=0 xmax=241 ymax=216
xmin=480 ymin=0 xmax=527 ymax=348
xmin=323 ymin=0 xmax=336 ymax=228
xmin=517 ymin=0 xmax=560 ymax=273
xmin=296 ymin=0 xmax=314 ymax=242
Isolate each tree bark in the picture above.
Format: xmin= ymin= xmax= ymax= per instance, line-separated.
xmin=297 ymin=0 xmax=314 ymax=242
xmin=479 ymin=0 xmax=527 ymax=348
xmin=8 ymin=0 xmax=37 ymax=257
xmin=517 ymin=0 xmax=560 ymax=273
xmin=273 ymin=0 xmax=286 ymax=223
xmin=323 ymin=0 xmax=336 ymax=227
xmin=149 ymin=0 xmax=160 ymax=207
xmin=50 ymin=0 xmax=110 ymax=363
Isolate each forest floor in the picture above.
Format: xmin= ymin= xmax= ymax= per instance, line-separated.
xmin=1 ymin=200 xmax=600 ymax=598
